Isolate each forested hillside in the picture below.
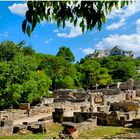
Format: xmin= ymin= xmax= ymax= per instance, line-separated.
xmin=0 ymin=40 xmax=140 ymax=109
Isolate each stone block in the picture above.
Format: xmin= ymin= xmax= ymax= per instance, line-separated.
xmin=13 ymin=124 xmax=27 ymax=133
xmin=63 ymin=117 xmax=74 ymax=122
xmin=19 ymin=103 xmax=30 ymax=110
xmin=0 ymin=120 xmax=13 ymax=127
xmin=0 ymin=111 xmax=12 ymax=120
xmin=0 ymin=127 xmax=13 ymax=136
xmin=133 ymin=118 xmax=140 ymax=127
xmin=38 ymin=116 xmax=52 ymax=121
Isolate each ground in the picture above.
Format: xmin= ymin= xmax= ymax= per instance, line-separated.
xmin=1 ymin=123 xmax=140 ymax=139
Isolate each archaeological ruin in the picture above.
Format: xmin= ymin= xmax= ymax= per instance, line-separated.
xmin=1 ymin=78 xmax=140 ymax=138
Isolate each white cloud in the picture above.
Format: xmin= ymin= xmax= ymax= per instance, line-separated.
xmin=106 ymin=19 xmax=126 ymax=30
xmin=8 ymin=3 xmax=27 ymax=16
xmin=53 ymin=29 xmax=59 ymax=33
xmin=107 ymin=2 xmax=140 ymax=20
xmin=95 ymin=19 xmax=140 ymax=56
xmin=56 ymin=20 xmax=83 ymax=38
xmin=136 ymin=19 xmax=140 ymax=34
xmin=95 ymin=33 xmax=140 ymax=56
xmin=81 ymin=48 xmax=95 ymax=55
xmin=44 ymin=38 xmax=52 ymax=44
xmin=106 ymin=1 xmax=140 ymax=30
xmin=0 ymin=31 xmax=9 ymax=38
xmin=4 ymin=31 xmax=9 ymax=37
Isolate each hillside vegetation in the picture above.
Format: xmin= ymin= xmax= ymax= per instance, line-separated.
xmin=0 ymin=40 xmax=140 ymax=109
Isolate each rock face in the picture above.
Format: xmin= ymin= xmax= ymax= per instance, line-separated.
xmin=87 ymin=46 xmax=134 ymax=58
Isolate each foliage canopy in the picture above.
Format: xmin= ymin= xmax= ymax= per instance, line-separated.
xmin=23 ymin=1 xmax=131 ymax=36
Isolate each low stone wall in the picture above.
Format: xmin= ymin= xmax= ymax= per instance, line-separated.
xmin=0 ymin=127 xmax=13 ymax=136
xmin=61 ymin=118 xmax=96 ymax=138
xmin=110 ymin=102 xmax=139 ymax=112
xmin=0 ymin=111 xmax=12 ymax=120
xmin=53 ymin=102 xmax=89 ymax=113
xmin=74 ymin=112 xmax=94 ymax=123
xmin=134 ymin=80 xmax=140 ymax=89
xmin=63 ymin=117 xmax=74 ymax=122
xmin=104 ymin=93 xmax=125 ymax=104
xmin=0 ymin=120 xmax=13 ymax=136
xmin=136 ymin=90 xmax=140 ymax=97
xmin=30 ymin=106 xmax=53 ymax=115
xmin=132 ymin=118 xmax=140 ymax=127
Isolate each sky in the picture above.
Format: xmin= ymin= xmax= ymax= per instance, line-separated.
xmin=0 ymin=1 xmax=140 ymax=61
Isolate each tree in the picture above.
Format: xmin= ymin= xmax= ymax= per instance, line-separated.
xmin=0 ymin=41 xmax=20 ymax=61
xmin=0 ymin=41 xmax=52 ymax=109
xmin=57 ymin=46 xmax=75 ymax=62
xmin=23 ymin=1 xmax=132 ymax=36
xmin=79 ymin=59 xmax=112 ymax=89
xmin=21 ymin=46 xmax=36 ymax=56
xmin=113 ymin=62 xmax=136 ymax=81
xmin=38 ymin=54 xmax=77 ymax=89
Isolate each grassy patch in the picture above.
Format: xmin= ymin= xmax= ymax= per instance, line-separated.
xmin=78 ymin=126 xmax=129 ymax=139
xmin=0 ymin=122 xmax=63 ymax=139
xmin=129 ymin=128 xmax=140 ymax=134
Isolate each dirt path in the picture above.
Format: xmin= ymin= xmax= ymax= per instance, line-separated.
xmin=13 ymin=113 xmax=52 ymax=125
xmin=13 ymin=109 xmax=80 ymax=125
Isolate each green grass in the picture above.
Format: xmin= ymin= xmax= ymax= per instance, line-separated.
xmin=78 ymin=126 xmax=129 ymax=139
xmin=0 ymin=133 xmax=52 ymax=139
xmin=0 ymin=122 xmax=63 ymax=139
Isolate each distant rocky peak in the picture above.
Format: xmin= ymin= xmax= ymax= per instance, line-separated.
xmin=86 ymin=46 xmax=134 ymax=58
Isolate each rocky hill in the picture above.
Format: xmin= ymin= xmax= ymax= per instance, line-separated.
xmin=87 ymin=46 xmax=134 ymax=58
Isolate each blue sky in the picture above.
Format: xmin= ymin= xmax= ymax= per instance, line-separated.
xmin=0 ymin=1 xmax=140 ymax=61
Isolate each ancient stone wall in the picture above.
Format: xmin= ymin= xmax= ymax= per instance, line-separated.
xmin=134 ymin=80 xmax=140 ymax=89
xmin=30 ymin=106 xmax=53 ymax=115
xmin=104 ymin=93 xmax=125 ymax=104
xmin=109 ymin=102 xmax=139 ymax=112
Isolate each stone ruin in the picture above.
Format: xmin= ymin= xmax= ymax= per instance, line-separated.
xmin=52 ymin=95 xmax=140 ymax=138
xmin=52 ymin=108 xmax=97 ymax=139
xmin=2 ymin=78 xmax=140 ymax=137
xmin=0 ymin=111 xmax=13 ymax=136
xmin=53 ymin=89 xmax=89 ymax=103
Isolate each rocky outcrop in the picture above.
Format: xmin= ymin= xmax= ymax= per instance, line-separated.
xmin=87 ymin=46 xmax=134 ymax=58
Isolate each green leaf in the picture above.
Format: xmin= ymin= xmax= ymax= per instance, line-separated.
xmin=70 ymin=17 xmax=73 ymax=23
xmin=82 ymin=25 xmax=85 ymax=33
xmin=62 ymin=20 xmax=65 ymax=28
xmin=27 ymin=25 xmax=31 ymax=37
xmin=80 ymin=20 xmax=84 ymax=28
xmin=121 ymin=1 xmax=125 ymax=8
xmin=22 ymin=20 xmax=27 ymax=33
xmin=40 ymin=13 xmax=44 ymax=21
xmin=32 ymin=17 xmax=37 ymax=31
xmin=57 ymin=20 xmax=61 ymax=28
xmin=101 ymin=13 xmax=106 ymax=23
xmin=26 ymin=11 xmax=32 ymax=23
xmin=115 ymin=1 xmax=119 ymax=9
xmin=74 ymin=18 xmax=77 ymax=26
xmin=97 ymin=20 xmax=102 ymax=31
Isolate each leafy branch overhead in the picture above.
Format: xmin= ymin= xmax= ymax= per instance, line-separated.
xmin=23 ymin=1 xmax=132 ymax=37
